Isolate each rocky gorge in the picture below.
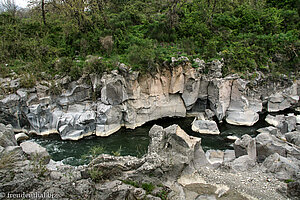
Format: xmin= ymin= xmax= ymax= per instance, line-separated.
xmin=0 ymin=57 xmax=299 ymax=140
xmin=1 ymin=57 xmax=300 ymax=199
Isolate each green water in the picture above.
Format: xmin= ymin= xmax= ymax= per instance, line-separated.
xmin=30 ymin=116 xmax=268 ymax=166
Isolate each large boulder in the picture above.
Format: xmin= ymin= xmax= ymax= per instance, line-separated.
xmin=124 ymin=94 xmax=186 ymax=129
xmin=0 ymin=124 xmax=17 ymax=147
xmin=226 ymin=110 xmax=259 ymax=126
xmin=285 ymin=131 xmax=300 ymax=146
xmin=20 ymin=141 xmax=50 ymax=164
xmin=191 ymin=119 xmax=220 ymax=135
xmin=262 ymin=153 xmax=300 ymax=180
xmin=265 ymin=114 xmax=297 ymax=134
xmin=95 ymin=103 xmax=123 ymax=137
xmin=181 ymin=75 xmax=200 ymax=110
xmin=256 ymin=132 xmax=300 ymax=162
xmin=144 ymin=124 xmax=205 ymax=177
xmin=267 ymin=92 xmax=291 ymax=112
xmin=233 ymin=134 xmax=256 ymax=160
xmin=205 ymin=150 xmax=224 ymax=168
xmin=208 ymin=79 xmax=233 ymax=121
xmin=225 ymin=78 xmax=262 ymax=126
xmin=257 ymin=126 xmax=280 ymax=137
xmin=57 ymin=103 xmax=96 ymax=140
xmin=229 ymin=155 xmax=256 ymax=172
xmin=267 ymin=82 xmax=299 ymax=112
xmin=15 ymin=132 xmax=29 ymax=142
xmin=101 ymin=79 xmax=128 ymax=105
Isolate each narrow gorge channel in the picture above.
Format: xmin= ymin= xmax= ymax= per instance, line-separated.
xmin=30 ymin=115 xmax=269 ymax=166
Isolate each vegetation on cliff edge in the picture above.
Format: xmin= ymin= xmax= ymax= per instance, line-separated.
xmin=0 ymin=0 xmax=299 ymax=81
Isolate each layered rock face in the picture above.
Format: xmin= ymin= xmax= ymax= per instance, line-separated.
xmin=0 ymin=59 xmax=299 ymax=140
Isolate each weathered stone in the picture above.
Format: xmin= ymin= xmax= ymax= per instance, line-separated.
xmin=285 ymin=131 xmax=300 ymax=146
xmin=95 ymin=103 xmax=123 ymax=137
xmin=267 ymin=92 xmax=290 ymax=112
xmin=257 ymin=126 xmax=280 ymax=137
xmin=263 ymin=153 xmax=300 ymax=180
xmin=226 ymin=110 xmax=259 ymax=126
xmin=233 ymin=134 xmax=256 ymax=160
xmin=226 ymin=136 xmax=239 ymax=141
xmin=20 ymin=141 xmax=50 ymax=164
xmin=192 ymin=119 xmax=220 ymax=135
xmin=224 ymin=150 xmax=235 ymax=163
xmin=124 ymin=94 xmax=186 ymax=129
xmin=3 ymin=146 xmax=24 ymax=160
xmin=15 ymin=133 xmax=29 ymax=142
xmin=256 ymin=132 xmax=300 ymax=162
xmin=101 ymin=80 xmax=128 ymax=105
xmin=0 ymin=123 xmax=17 ymax=147
xmin=208 ymin=79 xmax=233 ymax=121
xmin=265 ymin=114 xmax=284 ymax=127
xmin=287 ymin=181 xmax=300 ymax=198
xmin=230 ymin=155 xmax=256 ymax=172
xmin=57 ymin=103 xmax=96 ymax=140
xmin=182 ymin=77 xmax=200 ymax=109
xmin=205 ymin=150 xmax=224 ymax=168
xmin=169 ymin=66 xmax=184 ymax=94
xmin=265 ymin=114 xmax=297 ymax=134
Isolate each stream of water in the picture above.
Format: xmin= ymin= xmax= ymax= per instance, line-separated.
xmin=30 ymin=115 xmax=268 ymax=166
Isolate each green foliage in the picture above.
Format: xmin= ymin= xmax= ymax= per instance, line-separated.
xmin=30 ymin=153 xmax=49 ymax=177
xmin=141 ymin=182 xmax=155 ymax=194
xmin=111 ymin=146 xmax=122 ymax=156
xmin=0 ymin=0 xmax=299 ymax=78
xmin=88 ymin=167 xmax=103 ymax=183
xmin=284 ymin=179 xmax=295 ymax=183
xmin=122 ymin=180 xmax=139 ymax=188
xmin=20 ymin=74 xmax=37 ymax=88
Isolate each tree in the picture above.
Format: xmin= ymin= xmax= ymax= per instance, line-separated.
xmin=1 ymin=0 xmax=17 ymax=16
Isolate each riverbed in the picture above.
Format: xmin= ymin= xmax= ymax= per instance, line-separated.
xmin=30 ymin=116 xmax=268 ymax=166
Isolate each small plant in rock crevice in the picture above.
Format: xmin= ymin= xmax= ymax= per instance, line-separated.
xmin=29 ymin=154 xmax=49 ymax=178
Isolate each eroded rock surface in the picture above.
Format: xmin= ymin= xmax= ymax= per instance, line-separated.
xmin=0 ymin=61 xmax=299 ymax=140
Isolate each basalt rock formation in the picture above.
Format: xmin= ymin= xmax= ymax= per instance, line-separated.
xmin=0 ymin=58 xmax=299 ymax=140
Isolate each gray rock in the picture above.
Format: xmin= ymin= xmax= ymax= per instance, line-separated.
xmin=205 ymin=150 xmax=224 ymax=168
xmin=265 ymin=114 xmax=284 ymax=127
xmin=182 ymin=76 xmax=200 ymax=110
xmin=101 ymin=80 xmax=128 ymax=105
xmin=267 ymin=92 xmax=291 ymax=112
xmin=287 ymin=181 xmax=300 ymax=198
xmin=15 ymin=133 xmax=29 ymax=142
xmin=256 ymin=132 xmax=300 ymax=162
xmin=224 ymin=150 xmax=235 ymax=163
xmin=57 ymin=84 xmax=92 ymax=106
xmin=0 ymin=123 xmax=17 ymax=147
xmin=226 ymin=110 xmax=259 ymax=126
xmin=16 ymin=89 xmax=28 ymax=100
xmin=263 ymin=153 xmax=300 ymax=180
xmin=205 ymin=109 xmax=215 ymax=120
xmin=208 ymin=79 xmax=232 ymax=121
xmin=20 ymin=141 xmax=50 ymax=164
xmin=265 ymin=114 xmax=297 ymax=134
xmin=192 ymin=119 xmax=220 ymax=135
xmin=230 ymin=155 xmax=256 ymax=172
xmin=3 ymin=146 xmax=24 ymax=160
xmin=296 ymin=115 xmax=300 ymax=124
xmin=95 ymin=180 xmax=145 ymax=200
xmin=257 ymin=126 xmax=280 ymax=137
xmin=285 ymin=131 xmax=300 ymax=146
xmin=233 ymin=134 xmax=256 ymax=160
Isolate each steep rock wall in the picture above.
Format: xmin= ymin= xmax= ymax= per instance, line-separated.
xmin=0 ymin=59 xmax=299 ymax=140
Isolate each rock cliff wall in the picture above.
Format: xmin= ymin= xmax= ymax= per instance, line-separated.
xmin=0 ymin=58 xmax=299 ymax=140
